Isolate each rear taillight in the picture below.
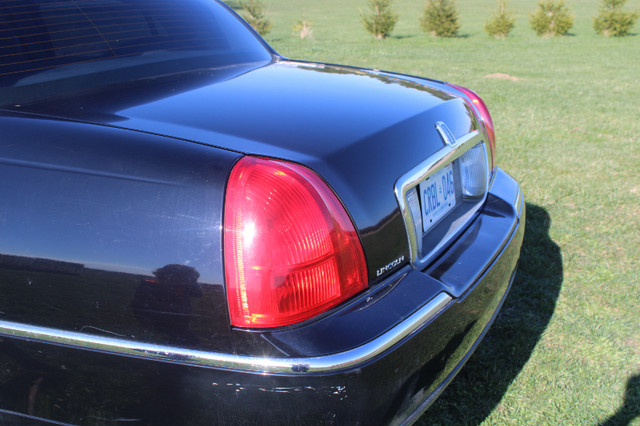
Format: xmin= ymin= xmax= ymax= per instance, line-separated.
xmin=224 ymin=156 xmax=368 ymax=328
xmin=446 ymin=83 xmax=496 ymax=170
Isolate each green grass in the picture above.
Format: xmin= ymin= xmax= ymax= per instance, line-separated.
xmin=235 ymin=0 xmax=640 ymax=423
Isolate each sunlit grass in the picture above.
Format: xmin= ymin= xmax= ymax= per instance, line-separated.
xmin=231 ymin=0 xmax=640 ymax=423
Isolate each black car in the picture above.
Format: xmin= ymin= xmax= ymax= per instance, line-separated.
xmin=0 ymin=0 xmax=524 ymax=424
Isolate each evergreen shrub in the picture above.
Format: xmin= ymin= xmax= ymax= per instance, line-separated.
xmin=293 ymin=16 xmax=313 ymax=39
xmin=485 ymin=0 xmax=515 ymax=39
xmin=529 ymin=0 xmax=574 ymax=37
xmin=593 ymin=0 xmax=639 ymax=37
xmin=361 ymin=0 xmax=399 ymax=39
xmin=239 ymin=0 xmax=272 ymax=36
xmin=420 ymin=0 xmax=460 ymax=37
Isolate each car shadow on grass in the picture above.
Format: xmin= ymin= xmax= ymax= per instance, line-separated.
xmin=600 ymin=373 xmax=640 ymax=426
xmin=418 ymin=203 xmax=563 ymax=425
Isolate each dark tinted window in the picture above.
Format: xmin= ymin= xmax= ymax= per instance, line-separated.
xmin=0 ymin=0 xmax=271 ymax=103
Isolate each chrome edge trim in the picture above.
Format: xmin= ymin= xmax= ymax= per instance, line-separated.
xmin=516 ymin=184 xmax=524 ymax=217
xmin=463 ymin=172 xmax=524 ymax=292
xmin=0 ymin=408 xmax=71 ymax=426
xmin=0 ymin=293 xmax=452 ymax=375
xmin=394 ymin=129 xmax=485 ymax=268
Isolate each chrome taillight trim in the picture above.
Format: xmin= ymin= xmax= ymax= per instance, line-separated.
xmin=0 ymin=292 xmax=451 ymax=375
xmin=394 ymin=129 xmax=488 ymax=270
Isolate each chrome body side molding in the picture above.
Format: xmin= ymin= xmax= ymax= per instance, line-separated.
xmin=0 ymin=293 xmax=452 ymax=375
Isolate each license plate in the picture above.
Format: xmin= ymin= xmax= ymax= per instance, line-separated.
xmin=419 ymin=163 xmax=457 ymax=232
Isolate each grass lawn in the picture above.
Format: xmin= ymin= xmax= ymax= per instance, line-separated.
xmin=229 ymin=0 xmax=640 ymax=423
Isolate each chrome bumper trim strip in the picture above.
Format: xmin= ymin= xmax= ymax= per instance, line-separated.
xmin=0 ymin=293 xmax=452 ymax=375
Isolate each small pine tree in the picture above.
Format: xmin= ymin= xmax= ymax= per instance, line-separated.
xmin=361 ymin=0 xmax=399 ymax=39
xmin=239 ymin=0 xmax=272 ymax=36
xmin=293 ymin=16 xmax=313 ymax=39
xmin=593 ymin=0 xmax=639 ymax=37
xmin=420 ymin=0 xmax=461 ymax=38
xmin=529 ymin=0 xmax=574 ymax=37
xmin=485 ymin=0 xmax=515 ymax=39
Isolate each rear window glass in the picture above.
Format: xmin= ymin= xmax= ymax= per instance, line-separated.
xmin=0 ymin=0 xmax=271 ymax=103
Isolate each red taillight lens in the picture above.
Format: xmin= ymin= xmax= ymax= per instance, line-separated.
xmin=446 ymin=83 xmax=496 ymax=169
xmin=224 ymin=156 xmax=368 ymax=328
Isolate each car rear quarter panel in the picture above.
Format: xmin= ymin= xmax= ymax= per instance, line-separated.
xmin=0 ymin=112 xmax=239 ymax=351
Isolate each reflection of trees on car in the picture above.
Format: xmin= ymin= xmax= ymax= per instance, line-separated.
xmin=131 ymin=264 xmax=202 ymax=346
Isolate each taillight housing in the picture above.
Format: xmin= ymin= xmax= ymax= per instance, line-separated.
xmin=224 ymin=156 xmax=368 ymax=328
xmin=446 ymin=83 xmax=496 ymax=170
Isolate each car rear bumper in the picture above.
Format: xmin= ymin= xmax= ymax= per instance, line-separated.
xmin=0 ymin=168 xmax=523 ymax=425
